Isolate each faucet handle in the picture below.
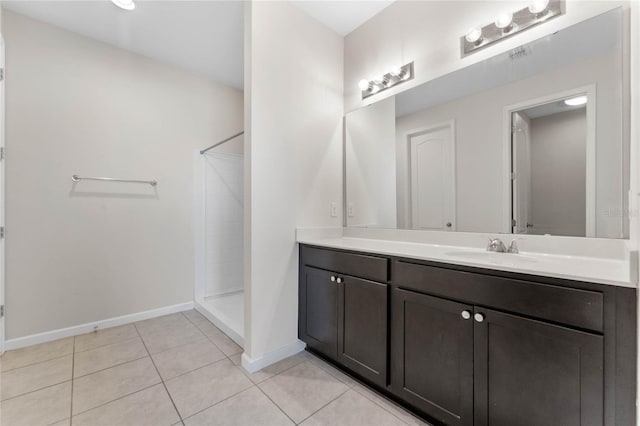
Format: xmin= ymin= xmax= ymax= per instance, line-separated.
xmin=508 ymin=239 xmax=520 ymax=254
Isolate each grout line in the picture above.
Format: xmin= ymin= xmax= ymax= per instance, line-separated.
xmin=179 ymin=383 xmax=255 ymax=423
xmin=0 ymin=378 xmax=73 ymax=403
xmin=70 ymin=382 xmax=162 ymax=418
xmin=133 ymin=323 xmax=184 ymax=424
xmin=73 ymin=333 xmax=141 ymax=355
xmin=0 ymin=351 xmax=74 ymax=374
xmin=180 ymin=311 xmax=242 ymax=359
xmin=254 ymin=383 xmax=298 ymax=425
xmin=72 ymin=354 xmax=149 ymax=380
xmin=295 ymin=386 xmax=352 ymax=425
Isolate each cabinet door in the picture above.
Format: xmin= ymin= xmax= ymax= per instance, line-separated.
xmin=299 ymin=266 xmax=338 ymax=359
xmin=337 ymin=275 xmax=388 ymax=387
xmin=473 ymin=307 xmax=603 ymax=426
xmin=391 ymin=288 xmax=474 ymax=426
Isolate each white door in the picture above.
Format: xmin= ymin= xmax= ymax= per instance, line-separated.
xmin=409 ymin=123 xmax=455 ymax=231
xmin=512 ymin=112 xmax=532 ymax=234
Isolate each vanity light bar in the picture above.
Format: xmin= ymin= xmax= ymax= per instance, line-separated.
xmin=359 ymin=62 xmax=414 ymax=100
xmin=460 ymin=0 xmax=565 ymax=57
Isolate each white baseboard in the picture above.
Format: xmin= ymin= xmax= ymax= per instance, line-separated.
xmin=194 ymin=300 xmax=244 ymax=347
xmin=241 ymin=339 xmax=306 ymax=373
xmin=4 ymin=301 xmax=195 ymax=351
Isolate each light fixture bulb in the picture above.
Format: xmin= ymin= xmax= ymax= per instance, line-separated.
xmin=495 ymin=12 xmax=513 ymax=29
xmin=528 ymin=0 xmax=549 ymax=14
xmin=111 ymin=0 xmax=135 ymax=10
xmin=465 ymin=27 xmax=483 ymax=43
xmin=389 ymin=66 xmax=402 ymax=77
xmin=564 ymin=96 xmax=588 ymax=106
xmin=358 ymin=79 xmax=371 ymax=91
xmin=373 ymin=74 xmax=385 ymax=84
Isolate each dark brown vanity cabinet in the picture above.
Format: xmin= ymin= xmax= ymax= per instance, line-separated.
xmin=391 ymin=289 xmax=474 ymax=426
xmin=299 ymin=246 xmax=390 ymax=386
xmin=299 ymin=245 xmax=636 ymax=426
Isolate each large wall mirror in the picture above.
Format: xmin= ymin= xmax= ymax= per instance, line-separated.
xmin=345 ymin=8 xmax=629 ymax=239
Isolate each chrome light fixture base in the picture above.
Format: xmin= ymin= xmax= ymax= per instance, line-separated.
xmin=360 ymin=62 xmax=414 ymax=100
xmin=460 ymin=0 xmax=564 ymax=57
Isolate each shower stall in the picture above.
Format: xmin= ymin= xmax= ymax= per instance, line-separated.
xmin=194 ymin=132 xmax=244 ymax=346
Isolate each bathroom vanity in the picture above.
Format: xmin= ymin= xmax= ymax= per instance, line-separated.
xmin=298 ymin=240 xmax=636 ymax=426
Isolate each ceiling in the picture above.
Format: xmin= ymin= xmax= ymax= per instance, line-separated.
xmin=290 ymin=0 xmax=394 ymax=36
xmin=1 ymin=0 xmax=394 ymax=90
xmin=2 ymin=0 xmax=245 ymax=88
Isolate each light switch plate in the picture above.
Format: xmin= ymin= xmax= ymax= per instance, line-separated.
xmin=330 ymin=202 xmax=338 ymax=217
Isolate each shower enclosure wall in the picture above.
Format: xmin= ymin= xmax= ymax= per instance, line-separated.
xmin=194 ymin=151 xmax=244 ymax=346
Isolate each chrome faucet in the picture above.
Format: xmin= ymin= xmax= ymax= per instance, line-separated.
xmin=507 ymin=239 xmax=519 ymax=254
xmin=487 ymin=238 xmax=507 ymax=253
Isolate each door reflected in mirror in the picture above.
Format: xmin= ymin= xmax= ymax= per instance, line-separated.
xmin=511 ymin=93 xmax=592 ymax=237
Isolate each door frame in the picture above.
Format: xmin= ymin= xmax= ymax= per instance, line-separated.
xmin=502 ymin=85 xmax=597 ymax=237
xmin=0 ymin=36 xmax=5 ymax=354
xmin=404 ymin=120 xmax=457 ymax=231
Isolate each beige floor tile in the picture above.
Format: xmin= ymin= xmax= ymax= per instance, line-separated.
xmin=243 ymin=352 xmax=308 ymax=384
xmin=0 ymin=338 xmax=73 ymax=372
xmin=301 ymin=389 xmax=408 ymax=426
xmin=0 ymin=381 xmax=71 ymax=426
xmin=352 ymin=384 xmax=428 ymax=426
xmin=136 ymin=315 xmax=205 ymax=354
xmin=229 ymin=353 xmax=242 ymax=366
xmin=182 ymin=310 xmax=211 ymax=329
xmin=75 ymin=325 xmax=139 ymax=353
xmin=74 ymin=337 xmax=148 ymax=378
xmin=258 ymin=361 xmax=349 ymax=423
xmin=0 ymin=355 xmax=73 ymax=401
xmin=49 ymin=418 xmax=71 ymax=426
xmin=306 ymin=354 xmax=357 ymax=387
xmin=72 ymin=383 xmax=180 ymax=426
xmin=135 ymin=313 xmax=188 ymax=335
xmin=165 ymin=358 xmax=252 ymax=418
xmin=152 ymin=339 xmax=226 ymax=380
xmin=184 ymin=386 xmax=293 ymax=426
xmin=72 ymin=357 xmax=160 ymax=415
xmin=197 ymin=322 xmax=242 ymax=356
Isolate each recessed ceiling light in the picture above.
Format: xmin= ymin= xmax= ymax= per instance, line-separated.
xmin=111 ymin=0 xmax=135 ymax=11
xmin=564 ymin=96 xmax=588 ymax=106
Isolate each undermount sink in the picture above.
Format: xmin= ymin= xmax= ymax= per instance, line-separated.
xmin=445 ymin=251 xmax=539 ymax=265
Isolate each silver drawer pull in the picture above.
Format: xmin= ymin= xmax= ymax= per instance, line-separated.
xmin=330 ymin=276 xmax=336 ymax=282
xmin=336 ymin=277 xmax=343 ymax=284
xmin=474 ymin=313 xmax=485 ymax=323
xmin=461 ymin=310 xmax=471 ymax=320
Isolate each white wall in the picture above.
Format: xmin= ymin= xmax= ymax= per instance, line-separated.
xmin=202 ymin=153 xmax=244 ymax=297
xmin=530 ymin=109 xmax=587 ymax=236
xmin=243 ymin=1 xmax=343 ymax=367
xmin=394 ymin=52 xmax=623 ymax=237
xmin=3 ymin=10 xmax=243 ymax=339
xmin=345 ymin=96 xmax=396 ymax=228
xmin=344 ymin=0 xmax=629 ymax=113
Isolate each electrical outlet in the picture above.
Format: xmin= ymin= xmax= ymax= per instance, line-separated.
xmin=330 ymin=202 xmax=338 ymax=217
xmin=348 ymin=203 xmax=355 ymax=217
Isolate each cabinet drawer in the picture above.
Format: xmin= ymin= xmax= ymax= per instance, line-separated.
xmin=301 ymin=245 xmax=389 ymax=282
xmin=395 ymin=260 xmax=604 ymax=333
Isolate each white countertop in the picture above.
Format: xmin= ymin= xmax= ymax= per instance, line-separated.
xmin=296 ymin=232 xmax=636 ymax=288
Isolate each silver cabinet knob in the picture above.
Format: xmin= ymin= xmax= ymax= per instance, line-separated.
xmin=330 ymin=276 xmax=336 ymax=282
xmin=474 ymin=313 xmax=485 ymax=323
xmin=461 ymin=310 xmax=471 ymax=320
xmin=336 ymin=277 xmax=343 ymax=284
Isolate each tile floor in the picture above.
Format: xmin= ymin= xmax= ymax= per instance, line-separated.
xmin=0 ymin=310 xmax=428 ymax=426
